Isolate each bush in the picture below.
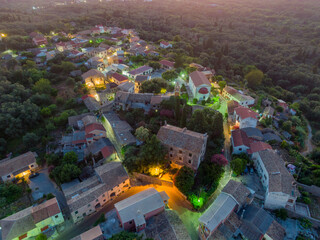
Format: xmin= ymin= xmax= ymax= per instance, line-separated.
xmin=274 ymin=208 xmax=288 ymax=220
xmin=193 ymin=98 xmax=198 ymax=104
xmin=94 ymin=213 xmax=106 ymax=226
xmin=175 ymin=166 xmax=194 ymax=195
xmin=230 ymin=158 xmax=247 ymax=176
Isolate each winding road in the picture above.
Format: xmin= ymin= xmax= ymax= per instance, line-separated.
xmin=302 ymin=122 xmax=315 ymax=156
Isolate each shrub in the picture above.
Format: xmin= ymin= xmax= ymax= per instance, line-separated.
xmin=175 ymin=166 xmax=194 ymax=195
xmin=94 ymin=213 xmax=106 ymax=226
xmin=274 ymin=208 xmax=288 ymax=220
xmin=230 ymin=158 xmax=246 ymax=176
xmin=193 ymin=98 xmax=198 ymax=104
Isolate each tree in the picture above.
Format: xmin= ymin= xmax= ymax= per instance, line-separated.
xmin=0 ymin=138 xmax=7 ymax=157
xmin=230 ymin=158 xmax=246 ymax=175
xmin=282 ymin=120 xmax=292 ymax=132
xmin=141 ymin=78 xmax=168 ymax=93
xmin=110 ymin=231 xmax=143 ymax=240
xmin=62 ymin=151 xmax=78 ymax=164
xmin=148 ymin=61 xmax=161 ymax=70
xmin=173 ymin=35 xmax=181 ymax=42
xmin=180 ymin=106 xmax=187 ymax=128
xmin=59 ymin=164 xmax=81 ymax=183
xmin=175 ymin=166 xmax=194 ymax=195
xmin=35 ymin=233 xmax=47 ymax=240
xmin=211 ymin=154 xmax=228 ymax=166
xmin=33 ymin=78 xmax=53 ymax=95
xmin=274 ymin=208 xmax=288 ymax=220
xmin=139 ymin=135 xmax=167 ymax=168
xmin=174 ymin=54 xmax=184 ymax=68
xmin=218 ymin=81 xmax=226 ymax=93
xmin=245 ymin=69 xmax=263 ymax=89
xmin=174 ymin=97 xmax=181 ymax=122
xmin=135 ymin=126 xmax=150 ymax=142
xmin=23 ymin=132 xmax=39 ymax=148
xmin=162 ymin=70 xmax=178 ymax=81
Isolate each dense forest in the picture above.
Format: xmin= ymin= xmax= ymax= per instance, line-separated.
xmin=0 ymin=0 xmax=319 ymax=134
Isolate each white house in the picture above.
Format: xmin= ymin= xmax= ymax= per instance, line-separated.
xmin=188 ymin=71 xmax=211 ymax=101
xmin=231 ymin=129 xmax=251 ymax=155
xmin=234 ymin=106 xmax=259 ymax=129
xmin=222 ymin=86 xmax=255 ymax=107
xmin=251 ymin=149 xmax=299 ymax=210
xmin=127 ymin=65 xmax=153 ymax=79
xmin=159 ymin=41 xmax=172 ymax=49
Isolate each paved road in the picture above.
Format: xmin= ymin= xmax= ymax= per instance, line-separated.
xmin=302 ymin=121 xmax=315 ymax=156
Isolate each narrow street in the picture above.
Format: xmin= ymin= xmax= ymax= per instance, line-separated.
xmin=302 ymin=121 xmax=315 ymax=156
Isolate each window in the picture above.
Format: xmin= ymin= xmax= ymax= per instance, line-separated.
xmin=88 ymin=204 xmax=91 ymax=207
xmin=30 ymin=164 xmax=34 ymax=167
xmin=123 ymin=181 xmax=125 ymax=184
xmin=75 ymin=211 xmax=78 ymax=214
xmin=96 ymin=199 xmax=98 ymax=202
xmin=7 ymin=175 xmax=10 ymax=178
xmin=179 ymin=157 xmax=182 ymax=160
xmin=189 ymin=153 xmax=192 ymax=157
xmin=129 ymin=221 xmax=133 ymax=224
xmin=103 ymin=199 xmax=106 ymax=202
xmin=170 ymin=147 xmax=173 ymax=151
xmin=55 ymin=215 xmax=59 ymax=218
xmin=188 ymin=160 xmax=192 ymax=164
xmin=239 ymin=148 xmax=242 ymax=151
xmin=179 ymin=150 xmax=182 ymax=154
xmin=170 ymin=154 xmax=173 ymax=158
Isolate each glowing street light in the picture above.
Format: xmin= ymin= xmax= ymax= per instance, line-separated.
xmin=1 ymin=33 xmax=7 ymax=38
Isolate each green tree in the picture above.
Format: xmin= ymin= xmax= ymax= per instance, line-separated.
xmin=148 ymin=61 xmax=161 ymax=70
xmin=180 ymin=106 xmax=187 ymax=128
xmin=162 ymin=70 xmax=178 ymax=81
xmin=218 ymin=81 xmax=226 ymax=93
xmin=175 ymin=166 xmax=194 ymax=195
xmin=110 ymin=231 xmax=142 ymax=240
xmin=173 ymin=35 xmax=181 ymax=42
xmin=245 ymin=69 xmax=263 ymax=89
xmin=135 ymin=126 xmax=150 ymax=142
xmin=59 ymin=164 xmax=81 ymax=183
xmin=23 ymin=132 xmax=40 ymax=148
xmin=33 ymin=78 xmax=53 ymax=95
xmin=175 ymin=97 xmax=181 ymax=122
xmin=282 ymin=120 xmax=292 ymax=132
xmin=62 ymin=151 xmax=78 ymax=164
xmin=35 ymin=233 xmax=47 ymax=240
xmin=230 ymin=158 xmax=246 ymax=175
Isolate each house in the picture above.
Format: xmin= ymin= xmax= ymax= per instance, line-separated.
xmin=227 ymin=100 xmax=239 ymax=121
xmin=102 ymin=112 xmax=137 ymax=153
xmin=290 ymin=108 xmax=297 ymax=116
xmin=83 ymin=96 xmax=101 ymax=112
xmin=251 ymin=149 xmax=300 ymax=210
xmin=46 ymin=50 xmax=56 ymax=61
xmin=277 ymin=99 xmax=288 ymax=111
xmin=263 ymin=132 xmax=282 ymax=143
xmin=159 ymin=60 xmax=175 ymax=70
xmin=231 ymin=129 xmax=271 ymax=155
xmin=157 ymin=124 xmax=208 ymax=170
xmin=134 ymin=75 xmax=150 ymax=93
xmin=189 ymin=63 xmax=215 ymax=79
xmin=117 ymin=81 xmax=135 ymax=93
xmin=110 ymin=72 xmax=129 ymax=85
xmin=160 ymin=41 xmax=172 ymax=49
xmin=68 ymin=113 xmax=96 ymax=130
xmin=234 ymin=106 xmax=259 ymax=129
xmin=64 ymin=162 xmax=130 ymax=223
xmin=82 ymin=69 xmax=105 ymax=88
xmin=0 ymin=198 xmax=64 ymax=240
xmin=84 ymin=138 xmax=117 ymax=161
xmin=241 ymin=127 xmax=263 ymax=141
xmin=87 ymin=57 xmax=105 ymax=71
xmin=198 ymin=180 xmax=251 ymax=240
xmin=71 ymin=226 xmax=104 ymax=240
xmin=115 ymin=188 xmax=169 ymax=232
xmin=188 ymin=71 xmax=211 ymax=101
xmin=85 ymin=123 xmax=106 ymax=144
xmin=0 ymin=152 xmax=38 ymax=182
xmin=263 ymin=106 xmax=275 ymax=118
xmin=32 ymin=35 xmax=47 ymax=46
xmin=127 ymin=65 xmax=153 ymax=79
xmin=223 ymin=86 xmax=255 ymax=107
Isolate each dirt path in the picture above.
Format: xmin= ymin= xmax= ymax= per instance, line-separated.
xmin=302 ymin=121 xmax=315 ymax=156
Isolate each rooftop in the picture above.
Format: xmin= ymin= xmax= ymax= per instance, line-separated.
xmin=189 ymin=71 xmax=211 ymax=87
xmin=111 ymin=72 xmax=128 ymax=83
xmin=71 ymin=226 xmax=103 ymax=240
xmin=159 ymin=60 xmax=175 ymax=68
xmin=128 ymin=65 xmax=152 ymax=76
xmin=222 ymin=180 xmax=251 ymax=206
xmin=234 ymin=106 xmax=259 ymax=120
xmin=81 ymin=69 xmax=105 ymax=80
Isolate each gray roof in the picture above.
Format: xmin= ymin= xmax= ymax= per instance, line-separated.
xmin=157 ymin=124 xmax=207 ymax=154
xmin=222 ymin=180 xmax=250 ymax=207
xmin=115 ymin=188 xmax=167 ymax=224
xmin=263 ymin=133 xmax=282 ymax=142
xmin=257 ymin=149 xmax=298 ymax=196
xmin=84 ymin=138 xmax=113 ymax=156
xmin=117 ymin=81 xmax=134 ymax=92
xmin=68 ymin=113 xmax=93 ymax=128
xmin=95 ymin=162 xmax=129 ymax=189
xmin=84 ymin=97 xmax=100 ymax=112
xmin=241 ymin=127 xmax=263 ymax=140
xmin=198 ymin=192 xmax=237 ymax=232
xmin=0 ymin=152 xmax=37 ymax=176
xmin=63 ymin=176 xmax=100 ymax=201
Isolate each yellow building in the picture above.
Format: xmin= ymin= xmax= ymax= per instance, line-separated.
xmin=81 ymin=69 xmax=105 ymax=89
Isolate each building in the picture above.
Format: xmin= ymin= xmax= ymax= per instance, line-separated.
xmin=82 ymin=69 xmax=105 ymax=88
xmin=160 ymin=41 xmax=172 ymax=49
xmin=102 ymin=112 xmax=137 ymax=153
xmin=188 ymin=71 xmax=211 ymax=101
xmin=84 ymin=138 xmax=117 ymax=162
xmin=0 ymin=152 xmax=38 ymax=182
xmin=277 ymin=99 xmax=288 ymax=111
xmin=71 ymin=226 xmax=103 ymax=240
xmin=117 ymin=81 xmax=135 ymax=93
xmin=46 ymin=50 xmax=56 ymax=61
xmin=0 ymin=198 xmax=64 ymax=240
xmin=263 ymin=106 xmax=275 ymax=118
xmin=223 ymin=86 xmax=255 ymax=107
xmin=251 ymin=149 xmax=300 ymax=210
xmin=159 ymin=60 xmax=175 ymax=70
xmin=127 ymin=65 xmax=153 ymax=79
xmin=32 ymin=36 xmax=47 ymax=46
xmin=157 ymin=124 xmax=208 ymax=170
xmin=85 ymin=123 xmax=107 ymax=144
xmin=115 ymin=188 xmax=169 ymax=232
xmin=110 ymin=72 xmax=129 ymax=85
xmin=234 ymin=106 xmax=259 ymax=129
xmin=134 ymin=75 xmax=150 ymax=93
xmin=64 ymin=162 xmax=130 ymax=223
xmin=198 ymin=180 xmax=251 ymax=240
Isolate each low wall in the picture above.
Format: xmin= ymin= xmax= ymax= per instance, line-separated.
xmin=286 ymin=208 xmax=320 ymax=228
xmin=298 ymin=183 xmax=320 ymax=197
xmin=132 ymin=172 xmax=173 ymax=187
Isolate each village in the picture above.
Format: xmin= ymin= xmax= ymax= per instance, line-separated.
xmin=0 ymin=24 xmax=319 ymax=240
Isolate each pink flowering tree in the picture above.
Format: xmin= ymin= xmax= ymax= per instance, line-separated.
xmin=211 ymin=154 xmax=228 ymax=166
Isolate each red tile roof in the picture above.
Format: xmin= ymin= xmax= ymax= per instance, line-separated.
xmin=234 ymin=106 xmax=259 ymax=120
xmin=32 ymin=198 xmax=61 ymax=224
xmin=189 ymin=71 xmax=211 ymax=87
xmin=247 ymin=141 xmax=272 ymax=154
xmin=159 ymin=60 xmax=175 ymax=68
xmin=227 ymin=100 xmax=239 ymax=114
xmin=111 ymin=72 xmax=128 ymax=83
xmin=198 ymin=87 xmax=209 ymax=94
xmin=231 ymin=129 xmax=251 ymax=147
xmin=101 ymin=146 xmax=115 ymax=159
xmin=160 ymin=41 xmax=170 ymax=46
xmin=85 ymin=123 xmax=106 ymax=135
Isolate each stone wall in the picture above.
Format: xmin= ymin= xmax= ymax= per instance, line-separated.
xmin=132 ymin=172 xmax=173 ymax=187
xmin=298 ymin=183 xmax=320 ymax=197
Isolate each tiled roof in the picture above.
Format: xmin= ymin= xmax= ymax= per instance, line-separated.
xmin=32 ymin=198 xmax=61 ymax=223
xmin=159 ymin=60 xmax=175 ymax=68
xmin=100 ymin=146 xmax=115 ymax=159
xmin=0 ymin=152 xmax=37 ymax=176
xmin=224 ymin=86 xmax=238 ymax=95
xmin=189 ymin=71 xmax=211 ymax=87
xmin=128 ymin=65 xmax=152 ymax=76
xmin=111 ymin=72 xmax=128 ymax=83
xmin=222 ymin=180 xmax=250 ymax=206
xmin=231 ymin=129 xmax=251 ymax=147
xmin=95 ymin=162 xmax=129 ymax=189
xmin=157 ymin=124 xmax=207 ymax=154
xmin=234 ymin=106 xmax=258 ymax=120
xmin=84 ymin=138 xmax=113 ymax=156
xmin=71 ymin=226 xmax=103 ymax=240
xmin=85 ymin=123 xmax=105 ymax=135
xmin=227 ymin=100 xmax=239 ymax=114
xmin=247 ymin=141 xmax=272 ymax=154
xmin=117 ymin=81 xmax=134 ymax=92
xmin=81 ymin=69 xmax=104 ymax=80
xmin=160 ymin=41 xmax=170 ymax=46
xmin=241 ymin=127 xmax=263 ymax=140
xmin=256 ymin=149 xmax=298 ymax=196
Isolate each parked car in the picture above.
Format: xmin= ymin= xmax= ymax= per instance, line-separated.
xmin=29 ymin=173 xmax=39 ymax=179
